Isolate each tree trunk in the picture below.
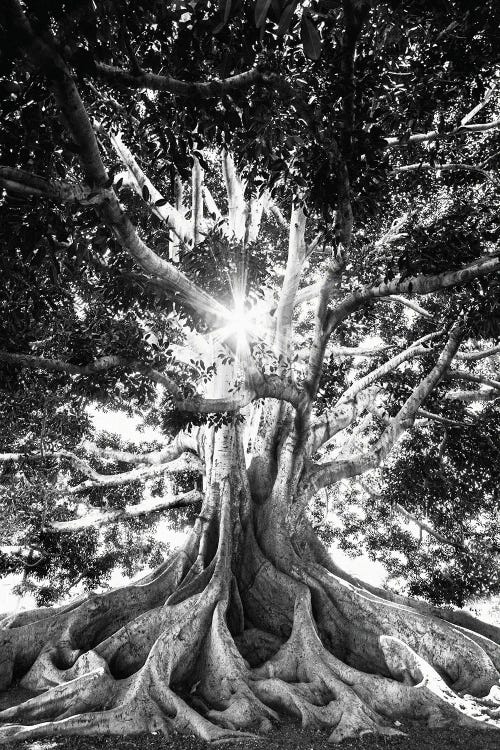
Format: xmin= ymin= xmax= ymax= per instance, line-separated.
xmin=0 ymin=409 xmax=499 ymax=744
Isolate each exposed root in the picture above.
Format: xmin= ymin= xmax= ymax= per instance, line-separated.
xmin=1 ymin=508 xmax=499 ymax=745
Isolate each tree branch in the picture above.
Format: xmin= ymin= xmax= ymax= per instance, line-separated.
xmin=384 ymin=119 xmax=500 ymax=148
xmin=456 ymin=344 xmax=500 ymax=361
xmin=326 ymin=253 xmax=500 ymax=336
xmin=191 ymin=154 xmax=204 ymax=245
xmin=5 ymin=2 xmax=229 ymax=325
xmin=51 ymin=489 xmax=202 ymax=532
xmin=445 ymin=387 xmax=500 ymax=402
xmin=393 ymin=161 xmax=498 ymax=185
xmin=0 ymin=351 xmax=180 ymax=393
xmin=67 ymin=453 xmax=202 ymax=495
xmin=274 ymin=204 xmax=306 ymax=356
xmin=356 ymin=481 xmax=464 ymax=549
xmin=91 ymin=63 xmax=279 ymax=97
xmin=84 ymin=428 xmax=203 ymax=465
xmin=0 ymin=167 xmax=107 ymax=205
xmin=306 ymin=323 xmax=463 ymax=493
xmin=307 ymin=386 xmax=381 ymax=454
xmin=444 ymin=369 xmax=500 ymax=392
xmin=103 ymin=128 xmax=194 ymax=245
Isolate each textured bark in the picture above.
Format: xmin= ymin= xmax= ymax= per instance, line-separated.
xmin=0 ymin=416 xmax=499 ymax=745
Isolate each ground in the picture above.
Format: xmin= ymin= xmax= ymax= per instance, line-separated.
xmin=0 ymin=720 xmax=498 ymax=750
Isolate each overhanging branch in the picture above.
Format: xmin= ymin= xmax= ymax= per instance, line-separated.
xmin=51 ymin=489 xmax=203 ymax=532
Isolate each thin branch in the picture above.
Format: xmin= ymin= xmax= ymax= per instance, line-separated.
xmin=384 ymin=119 xmax=500 ymax=148
xmin=416 ymin=409 xmax=473 ymax=428
xmin=392 ymin=161 xmax=498 ymax=184
xmin=357 ymin=481 xmax=463 ymax=549
xmin=84 ymin=428 xmax=203 ymax=466
xmin=329 ymin=343 xmax=393 ymax=357
xmin=339 ymin=332 xmax=440 ymax=402
xmin=460 ymin=83 xmax=498 ymax=126
xmin=191 ymin=154 xmax=204 ymax=245
xmin=51 ymin=489 xmax=203 ymax=532
xmin=306 ymin=323 xmax=463 ymax=493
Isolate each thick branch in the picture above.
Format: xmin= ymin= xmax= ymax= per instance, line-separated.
xmin=445 ymin=387 xmax=500 ymax=402
xmin=0 ymin=351 xmax=179 ymax=393
xmin=51 ymin=489 xmax=202 ymax=532
xmin=326 ymin=253 xmax=500 ymax=336
xmin=6 ymin=3 xmax=228 ymax=325
xmin=274 ymin=205 xmax=306 ymax=355
xmin=307 ymin=386 xmax=381 ymax=454
xmin=105 ymin=129 xmax=193 ymax=244
xmin=0 ymin=167 xmax=105 ymax=205
xmin=456 ymin=344 xmax=500 ymax=361
xmin=444 ymin=369 xmax=500 ymax=392
xmin=92 ymin=63 xmax=277 ymax=97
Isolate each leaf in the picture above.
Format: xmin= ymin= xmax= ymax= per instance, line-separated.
xmin=142 ymin=184 xmax=150 ymax=202
xmin=277 ymin=0 xmax=297 ymax=35
xmin=154 ymin=198 xmax=169 ymax=207
xmin=255 ymin=0 xmax=272 ymax=28
xmin=300 ymin=11 xmax=322 ymax=61
xmin=213 ymin=0 xmax=232 ymax=33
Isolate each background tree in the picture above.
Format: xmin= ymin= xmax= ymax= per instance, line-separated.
xmin=0 ymin=0 xmax=499 ymax=744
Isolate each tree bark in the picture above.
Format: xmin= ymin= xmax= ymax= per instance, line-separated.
xmin=0 ymin=412 xmax=499 ymax=744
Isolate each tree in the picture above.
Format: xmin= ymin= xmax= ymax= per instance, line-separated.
xmin=0 ymin=0 xmax=499 ymax=743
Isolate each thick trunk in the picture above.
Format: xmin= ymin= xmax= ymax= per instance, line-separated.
xmin=0 ymin=420 xmax=499 ymax=743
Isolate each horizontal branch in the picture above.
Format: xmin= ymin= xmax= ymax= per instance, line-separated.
xmin=416 ymin=409 xmax=473 ymax=428
xmin=392 ymin=161 xmax=498 ymax=184
xmin=0 ymin=166 xmax=109 ymax=205
xmin=92 ymin=63 xmax=278 ymax=97
xmin=444 ymin=369 xmax=500 ymax=392
xmin=66 ymin=452 xmax=203 ymax=495
xmin=456 ymin=344 xmax=500 ymax=361
xmin=326 ymin=253 xmax=500 ymax=336
xmin=0 ymin=351 xmax=180 ymax=394
xmin=329 ymin=343 xmax=393 ymax=357
xmin=445 ymin=387 xmax=500 ymax=403
xmin=85 ymin=428 xmax=203 ymax=465
xmin=384 ymin=118 xmax=500 ymax=148
xmin=51 ymin=489 xmax=202 ymax=532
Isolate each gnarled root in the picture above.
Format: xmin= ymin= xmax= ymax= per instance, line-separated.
xmin=0 ymin=523 xmax=499 ymax=744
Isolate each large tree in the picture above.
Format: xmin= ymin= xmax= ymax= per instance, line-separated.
xmin=0 ymin=0 xmax=499 ymax=743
